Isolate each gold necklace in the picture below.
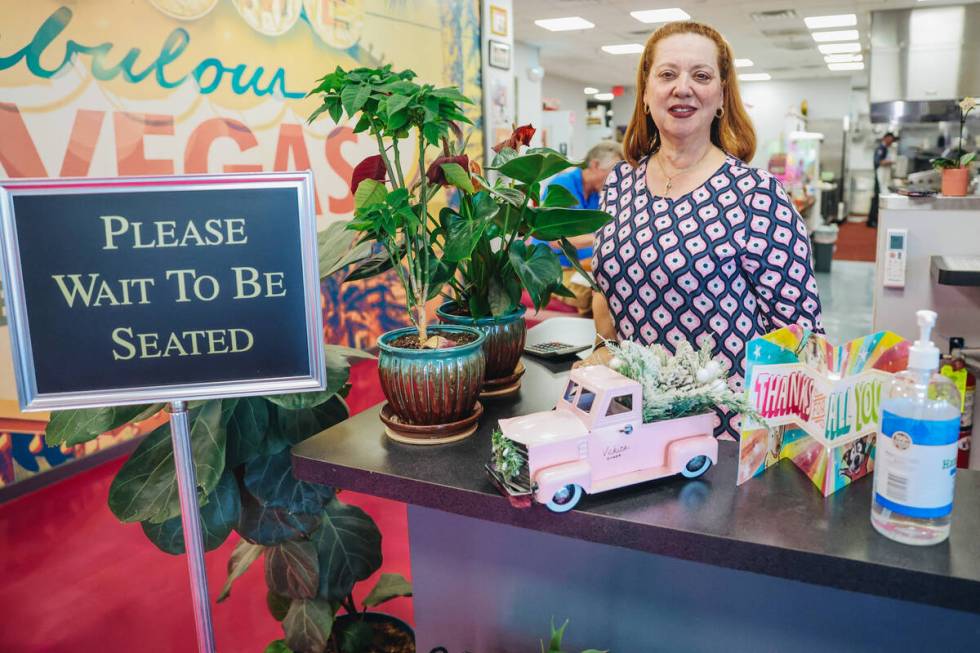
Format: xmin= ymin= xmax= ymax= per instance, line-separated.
xmin=654 ymin=148 xmax=711 ymax=196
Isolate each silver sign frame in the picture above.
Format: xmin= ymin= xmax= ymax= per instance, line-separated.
xmin=0 ymin=171 xmax=326 ymax=412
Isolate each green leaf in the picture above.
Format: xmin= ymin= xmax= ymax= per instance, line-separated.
xmin=237 ymin=486 xmax=321 ymax=546
xmin=508 ymin=241 xmax=563 ymax=312
xmin=218 ymin=538 xmax=265 ymax=602
xmin=340 ymin=621 xmax=375 ymax=653
xmin=550 ymin=618 xmax=569 ymax=652
xmin=108 ymin=400 xmax=225 ymax=524
xmin=265 ymin=540 xmax=320 ymax=600
xmin=318 ymin=221 xmax=373 ymax=279
xmin=267 ymin=591 xmax=292 ymax=622
xmin=244 ymin=448 xmax=335 ymax=515
xmin=344 ymin=245 xmax=402 ymax=282
xmin=429 ymin=86 xmax=472 ymax=104
xmin=313 ymin=497 xmax=382 ymax=601
xmin=528 ymin=207 xmax=611 ymax=241
xmin=543 ymin=184 xmax=580 ymax=208
xmin=340 ymin=83 xmax=371 ymax=115
xmin=275 ymin=396 xmax=350 ymax=448
xmin=46 ymin=403 xmax=158 ymax=447
xmin=488 ymin=276 xmax=515 ymax=317
xmin=354 ymin=179 xmax=387 ymax=213
xmin=140 ymin=470 xmax=241 ymax=554
xmin=471 ymin=191 xmax=500 ymax=221
xmin=961 ymin=152 xmax=977 ymax=167
xmin=444 ymin=214 xmax=488 ymax=262
xmin=490 ymin=148 xmax=582 ymax=184
xmin=265 ymin=392 xmax=332 ymax=411
xmin=263 ymin=640 xmax=294 ymax=653
xmin=440 ymin=162 xmax=475 ymax=193
xmin=226 ymin=397 xmax=271 ymax=467
xmin=426 ymin=252 xmax=457 ymax=301
xmin=283 ymin=599 xmax=334 ymax=653
xmin=490 ymin=147 xmax=519 ymax=169
xmin=557 ymin=238 xmax=601 ymax=294
xmin=385 ymin=93 xmax=411 ymax=117
xmin=362 ymin=573 xmax=412 ymax=607
xmin=422 ymin=122 xmax=442 ymax=146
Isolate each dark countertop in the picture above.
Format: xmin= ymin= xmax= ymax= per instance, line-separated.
xmin=292 ymin=356 xmax=980 ymax=614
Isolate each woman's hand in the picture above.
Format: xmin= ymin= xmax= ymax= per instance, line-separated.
xmin=573 ymin=345 xmax=614 ymax=369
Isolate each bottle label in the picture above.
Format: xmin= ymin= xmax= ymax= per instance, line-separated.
xmin=874 ymin=411 xmax=959 ymax=519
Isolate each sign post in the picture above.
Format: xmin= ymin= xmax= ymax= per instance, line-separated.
xmin=0 ymin=172 xmax=325 ymax=653
xmin=169 ymin=400 xmax=216 ymax=653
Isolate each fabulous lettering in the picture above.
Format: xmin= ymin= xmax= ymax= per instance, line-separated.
xmin=0 ymin=7 xmax=306 ymax=100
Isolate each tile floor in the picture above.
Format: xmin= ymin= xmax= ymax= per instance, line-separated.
xmin=815 ymin=260 xmax=875 ymax=343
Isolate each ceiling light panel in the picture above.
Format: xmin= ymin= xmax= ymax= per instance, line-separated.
xmin=631 ymin=8 xmax=691 ymax=23
xmin=584 ymin=87 xmax=598 ymax=94
xmin=739 ymin=73 xmax=772 ymax=81
xmin=828 ymin=62 xmax=865 ymax=71
xmin=811 ymin=29 xmax=859 ymax=42
xmin=734 ymin=58 xmax=754 ymax=68
xmin=601 ymin=43 xmax=644 ymax=55
xmin=534 ymin=16 xmax=595 ymax=32
xmin=804 ymin=14 xmax=857 ymax=29
xmin=818 ymin=42 xmax=862 ymax=54
xmin=593 ymin=92 xmax=615 ymax=101
xmin=824 ymin=54 xmax=863 ymax=63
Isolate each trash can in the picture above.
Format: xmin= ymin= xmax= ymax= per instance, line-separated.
xmin=811 ymin=223 xmax=839 ymax=273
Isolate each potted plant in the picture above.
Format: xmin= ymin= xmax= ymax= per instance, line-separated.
xmin=432 ymin=124 xmax=611 ymax=395
xmin=931 ymin=97 xmax=977 ymax=196
xmin=308 ymin=65 xmax=486 ymax=443
xmin=540 ymin=618 xmax=607 ymax=653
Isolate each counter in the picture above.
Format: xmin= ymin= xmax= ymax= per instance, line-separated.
xmin=292 ymin=356 xmax=980 ymax=651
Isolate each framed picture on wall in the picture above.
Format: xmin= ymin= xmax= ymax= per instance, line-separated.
xmin=490 ymin=5 xmax=508 ymax=36
xmin=489 ymin=40 xmax=511 ymax=70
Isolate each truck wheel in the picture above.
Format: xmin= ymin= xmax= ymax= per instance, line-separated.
xmin=681 ymin=455 xmax=712 ymax=479
xmin=545 ymin=484 xmax=582 ymax=513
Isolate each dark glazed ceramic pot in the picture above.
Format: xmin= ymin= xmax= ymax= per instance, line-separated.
xmin=436 ymin=302 xmax=526 ymax=384
xmin=377 ymin=325 xmax=485 ymax=426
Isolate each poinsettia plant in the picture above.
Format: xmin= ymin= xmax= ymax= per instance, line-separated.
xmin=308 ymin=64 xmax=472 ymax=344
xmin=433 ymin=124 xmax=610 ymax=318
xmin=932 ymin=97 xmax=977 ymax=169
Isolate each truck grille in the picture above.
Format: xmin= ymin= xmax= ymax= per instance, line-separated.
xmin=489 ymin=436 xmax=531 ymax=495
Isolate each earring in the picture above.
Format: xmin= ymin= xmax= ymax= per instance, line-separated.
xmin=715 ymin=107 xmax=725 ymax=119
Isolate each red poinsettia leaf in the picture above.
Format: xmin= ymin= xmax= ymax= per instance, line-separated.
xmin=350 ymin=155 xmax=387 ymax=193
xmin=425 ymin=154 xmax=469 ymax=186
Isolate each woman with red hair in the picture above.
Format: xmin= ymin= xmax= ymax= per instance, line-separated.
xmin=582 ymin=21 xmax=823 ymax=439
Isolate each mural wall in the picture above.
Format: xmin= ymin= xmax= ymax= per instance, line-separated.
xmin=0 ymin=0 xmax=484 ymax=490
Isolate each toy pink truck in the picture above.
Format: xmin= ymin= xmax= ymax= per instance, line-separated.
xmin=488 ymin=365 xmax=718 ymax=512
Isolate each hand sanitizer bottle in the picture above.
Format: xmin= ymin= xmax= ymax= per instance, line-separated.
xmin=871 ymin=310 xmax=961 ymax=545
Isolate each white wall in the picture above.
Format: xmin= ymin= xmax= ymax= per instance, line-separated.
xmin=611 ymin=87 xmax=638 ymax=135
xmin=739 ymin=78 xmax=854 ymax=168
xmin=541 ymin=74 xmax=589 ymax=159
xmin=513 ymin=41 xmax=543 ymax=147
xmin=482 ymin=0 xmax=515 ymax=163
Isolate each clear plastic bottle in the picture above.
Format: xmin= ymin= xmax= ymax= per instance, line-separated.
xmin=871 ymin=310 xmax=961 ymax=545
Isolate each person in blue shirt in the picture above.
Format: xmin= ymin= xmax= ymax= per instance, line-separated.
xmin=530 ymin=140 xmax=622 ymax=314
xmin=541 ymin=140 xmax=622 ymax=263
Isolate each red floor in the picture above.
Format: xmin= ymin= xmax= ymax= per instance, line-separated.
xmin=0 ymin=360 xmax=411 ymax=653
xmin=833 ymin=221 xmax=877 ymax=262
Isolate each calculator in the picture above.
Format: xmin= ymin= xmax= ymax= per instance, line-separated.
xmin=524 ymin=341 xmax=591 ymax=358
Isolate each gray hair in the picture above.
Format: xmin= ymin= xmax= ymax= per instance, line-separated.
xmin=585 ymin=140 xmax=623 ymax=167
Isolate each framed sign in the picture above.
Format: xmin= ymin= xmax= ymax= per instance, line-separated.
xmin=490 ymin=5 xmax=508 ymax=36
xmin=0 ymin=172 xmax=325 ymax=411
xmin=489 ymin=40 xmax=511 ymax=70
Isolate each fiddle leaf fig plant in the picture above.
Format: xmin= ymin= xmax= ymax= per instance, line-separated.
xmin=43 ymin=222 xmax=410 ymax=652
xmin=307 ymin=64 xmax=473 ymax=344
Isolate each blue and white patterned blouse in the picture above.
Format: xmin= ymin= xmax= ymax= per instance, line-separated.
xmin=593 ymin=155 xmax=824 ymax=439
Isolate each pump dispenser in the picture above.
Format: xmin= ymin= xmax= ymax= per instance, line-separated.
xmin=871 ymin=310 xmax=961 ymax=545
